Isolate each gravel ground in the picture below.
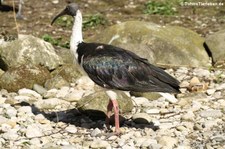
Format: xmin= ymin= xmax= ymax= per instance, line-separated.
xmin=0 ymin=67 xmax=224 ymax=149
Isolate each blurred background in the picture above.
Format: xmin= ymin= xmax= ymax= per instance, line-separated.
xmin=0 ymin=0 xmax=224 ymax=47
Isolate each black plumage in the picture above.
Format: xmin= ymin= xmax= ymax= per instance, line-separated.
xmin=77 ymin=42 xmax=180 ymax=93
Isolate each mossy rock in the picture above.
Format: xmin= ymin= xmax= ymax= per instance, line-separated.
xmin=0 ymin=64 xmax=51 ymax=92
xmin=87 ymin=21 xmax=210 ymax=67
xmin=51 ymin=64 xmax=83 ymax=83
xmin=77 ymin=91 xmax=133 ymax=118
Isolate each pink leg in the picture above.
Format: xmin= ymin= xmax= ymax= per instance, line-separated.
xmin=106 ymin=100 xmax=113 ymax=130
xmin=105 ymin=99 xmax=120 ymax=134
xmin=111 ymin=99 xmax=120 ymax=134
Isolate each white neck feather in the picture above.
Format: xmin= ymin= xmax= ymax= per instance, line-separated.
xmin=70 ymin=10 xmax=83 ymax=60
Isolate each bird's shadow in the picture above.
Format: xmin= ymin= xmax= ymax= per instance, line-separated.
xmin=16 ymin=101 xmax=159 ymax=132
xmin=0 ymin=4 xmax=18 ymax=12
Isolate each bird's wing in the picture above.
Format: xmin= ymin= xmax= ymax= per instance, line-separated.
xmin=81 ymin=44 xmax=180 ymax=93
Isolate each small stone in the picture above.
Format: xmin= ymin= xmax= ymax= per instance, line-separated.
xmin=65 ymin=125 xmax=77 ymax=134
xmin=159 ymin=93 xmax=178 ymax=103
xmin=132 ymin=97 xmax=149 ymax=106
xmin=193 ymin=123 xmax=203 ymax=130
xmin=56 ymin=86 xmax=70 ymax=98
xmin=181 ymin=111 xmax=195 ymax=121
xmin=210 ymin=135 xmax=225 ymax=142
xmin=191 ymin=101 xmax=201 ymax=112
xmin=0 ymin=116 xmax=8 ymax=124
xmin=177 ymin=98 xmax=189 ymax=107
xmin=200 ymin=109 xmax=222 ymax=118
xmin=91 ymin=128 xmax=101 ymax=137
xmin=57 ymin=140 xmax=70 ymax=146
xmin=61 ymin=145 xmax=77 ymax=149
xmin=18 ymin=88 xmax=42 ymax=99
xmin=0 ymin=95 xmax=6 ymax=104
xmin=117 ymin=138 xmax=126 ymax=146
xmin=43 ymin=88 xmax=58 ymax=98
xmin=76 ymin=76 xmax=95 ymax=90
xmin=1 ymin=123 xmax=12 ymax=132
xmin=64 ymin=89 xmax=85 ymax=102
xmin=52 ymin=0 xmax=59 ymax=4
xmin=204 ymin=120 xmax=218 ymax=128
xmin=216 ymin=83 xmax=225 ymax=90
xmin=30 ymin=138 xmax=41 ymax=146
xmin=149 ymin=143 xmax=162 ymax=149
xmin=180 ymin=81 xmax=189 ymax=88
xmin=14 ymin=95 xmax=30 ymax=102
xmin=90 ymin=139 xmax=110 ymax=149
xmin=145 ymin=109 xmax=160 ymax=114
xmin=35 ymin=114 xmax=50 ymax=124
xmin=158 ymin=136 xmax=178 ymax=149
xmin=193 ymin=68 xmax=210 ymax=77
xmin=141 ymin=138 xmax=157 ymax=147
xmin=2 ymin=129 xmax=19 ymax=140
xmin=107 ymin=135 xmax=117 ymax=141
xmin=6 ymin=107 xmax=17 ymax=117
xmin=33 ymin=84 xmax=47 ymax=95
xmin=17 ymin=106 xmax=33 ymax=114
xmin=26 ymin=124 xmax=43 ymax=138
xmin=190 ymin=77 xmax=200 ymax=85
xmin=206 ymin=89 xmax=216 ymax=95
xmin=34 ymin=98 xmax=70 ymax=109
xmin=176 ymin=125 xmax=187 ymax=132
xmin=0 ymin=69 xmax=4 ymax=76
xmin=135 ymin=138 xmax=147 ymax=147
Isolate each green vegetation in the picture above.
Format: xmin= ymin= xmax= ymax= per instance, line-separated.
xmin=83 ymin=14 xmax=107 ymax=29
xmin=42 ymin=34 xmax=69 ymax=48
xmin=214 ymin=71 xmax=225 ymax=84
xmin=144 ymin=1 xmax=177 ymax=15
xmin=53 ymin=16 xmax=73 ymax=27
xmin=53 ymin=14 xmax=107 ymax=29
xmin=45 ymin=14 xmax=106 ymax=48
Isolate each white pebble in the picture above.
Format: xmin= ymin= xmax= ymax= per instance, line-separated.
xmin=43 ymin=88 xmax=58 ymax=98
xmin=26 ymin=124 xmax=43 ymax=138
xmin=64 ymin=89 xmax=85 ymax=102
xmin=90 ymin=139 xmax=111 ymax=148
xmin=18 ymin=88 xmax=42 ymax=99
xmin=65 ymin=125 xmax=77 ymax=134
xmin=158 ymin=136 xmax=178 ymax=149
xmin=56 ymin=86 xmax=70 ymax=98
xmin=206 ymin=89 xmax=216 ymax=95
xmin=91 ymin=128 xmax=101 ymax=137
xmin=200 ymin=109 xmax=222 ymax=118
xmin=132 ymin=97 xmax=149 ymax=106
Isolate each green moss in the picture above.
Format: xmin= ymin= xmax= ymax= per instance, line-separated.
xmin=144 ymin=1 xmax=177 ymax=15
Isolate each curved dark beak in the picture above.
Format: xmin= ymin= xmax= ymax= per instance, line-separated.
xmin=51 ymin=9 xmax=67 ymax=25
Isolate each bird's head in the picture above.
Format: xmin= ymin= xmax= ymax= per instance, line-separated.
xmin=51 ymin=3 xmax=79 ymax=25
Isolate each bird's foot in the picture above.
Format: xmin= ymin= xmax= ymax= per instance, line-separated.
xmin=16 ymin=13 xmax=24 ymax=19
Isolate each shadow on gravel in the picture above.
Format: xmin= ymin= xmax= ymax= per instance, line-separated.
xmin=16 ymin=101 xmax=159 ymax=132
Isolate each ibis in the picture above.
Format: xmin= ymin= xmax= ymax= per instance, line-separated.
xmin=51 ymin=3 xmax=180 ymax=134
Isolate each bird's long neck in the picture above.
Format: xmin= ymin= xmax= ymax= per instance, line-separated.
xmin=70 ymin=10 xmax=83 ymax=60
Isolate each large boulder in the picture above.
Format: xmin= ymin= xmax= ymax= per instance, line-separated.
xmin=51 ymin=64 xmax=83 ymax=83
xmin=77 ymin=91 xmax=133 ymax=118
xmin=87 ymin=21 xmax=209 ymax=67
xmin=205 ymin=30 xmax=225 ymax=68
xmin=0 ymin=64 xmax=51 ymax=92
xmin=0 ymin=35 xmax=63 ymax=71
